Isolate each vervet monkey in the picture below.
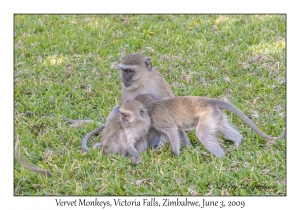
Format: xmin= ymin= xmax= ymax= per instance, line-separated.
xmin=14 ymin=139 xmax=52 ymax=177
xmin=82 ymin=53 xmax=190 ymax=152
xmin=125 ymin=94 xmax=286 ymax=157
xmin=118 ymin=53 xmax=174 ymax=101
xmin=134 ymin=94 xmax=191 ymax=148
xmin=93 ymin=102 xmax=151 ymax=164
xmin=119 ymin=100 xmax=151 ymax=163
xmin=93 ymin=106 xmax=128 ymax=156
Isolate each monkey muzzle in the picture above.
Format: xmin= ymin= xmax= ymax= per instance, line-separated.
xmin=121 ymin=113 xmax=131 ymax=127
xmin=122 ymin=78 xmax=133 ymax=88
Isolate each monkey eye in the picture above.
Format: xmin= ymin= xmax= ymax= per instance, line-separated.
xmin=121 ymin=113 xmax=128 ymax=119
xmin=122 ymin=69 xmax=134 ymax=74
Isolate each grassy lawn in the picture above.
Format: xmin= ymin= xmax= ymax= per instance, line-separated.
xmin=14 ymin=14 xmax=286 ymax=195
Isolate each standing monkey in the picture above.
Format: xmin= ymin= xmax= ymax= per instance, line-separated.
xmin=122 ymin=94 xmax=285 ymax=158
xmin=82 ymin=53 xmax=191 ymax=152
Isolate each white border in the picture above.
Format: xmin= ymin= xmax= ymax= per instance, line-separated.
xmin=2 ymin=0 xmax=298 ymax=209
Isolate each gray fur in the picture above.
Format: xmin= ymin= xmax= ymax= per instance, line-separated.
xmin=129 ymin=94 xmax=285 ymax=157
xmin=83 ymin=53 xmax=191 ymax=153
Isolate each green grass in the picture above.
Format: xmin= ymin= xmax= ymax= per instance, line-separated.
xmin=14 ymin=14 xmax=286 ymax=195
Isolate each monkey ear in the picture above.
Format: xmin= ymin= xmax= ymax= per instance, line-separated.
xmin=145 ymin=58 xmax=152 ymax=71
xmin=140 ymin=107 xmax=148 ymax=117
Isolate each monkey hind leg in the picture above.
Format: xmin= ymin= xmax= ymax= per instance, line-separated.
xmin=195 ymin=116 xmax=225 ymax=157
xmin=219 ymin=114 xmax=243 ymax=146
xmin=154 ymin=134 xmax=168 ymax=150
xmin=161 ymin=127 xmax=181 ymax=156
xmin=179 ymin=130 xmax=192 ymax=147
xmin=147 ymin=128 xmax=161 ymax=148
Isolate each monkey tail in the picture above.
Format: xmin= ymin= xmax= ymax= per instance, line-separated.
xmin=14 ymin=149 xmax=52 ymax=177
xmin=64 ymin=117 xmax=103 ymax=126
xmin=213 ymin=99 xmax=286 ymax=141
xmin=15 ymin=155 xmax=52 ymax=177
xmin=15 ymin=136 xmax=52 ymax=177
xmin=82 ymin=125 xmax=105 ymax=152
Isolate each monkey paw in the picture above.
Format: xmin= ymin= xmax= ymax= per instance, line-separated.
xmin=93 ymin=142 xmax=102 ymax=149
xmin=133 ymin=156 xmax=141 ymax=164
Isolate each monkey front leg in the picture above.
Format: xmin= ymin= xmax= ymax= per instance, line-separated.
xmin=126 ymin=146 xmax=141 ymax=164
xmin=125 ymin=132 xmax=143 ymax=163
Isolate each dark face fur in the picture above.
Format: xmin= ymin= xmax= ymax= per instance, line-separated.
xmin=119 ymin=54 xmax=152 ymax=88
xmin=120 ymin=67 xmax=135 ymax=88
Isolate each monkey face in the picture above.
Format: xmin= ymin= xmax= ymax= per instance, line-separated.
xmin=120 ymin=67 xmax=135 ymax=88
xmin=120 ymin=112 xmax=131 ymax=127
xmin=119 ymin=100 xmax=149 ymax=128
xmin=119 ymin=54 xmax=153 ymax=89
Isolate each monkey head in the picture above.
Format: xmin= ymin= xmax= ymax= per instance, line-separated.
xmin=119 ymin=53 xmax=152 ymax=90
xmin=119 ymin=100 xmax=150 ymax=128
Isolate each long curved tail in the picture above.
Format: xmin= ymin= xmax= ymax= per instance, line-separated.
xmin=15 ymin=153 xmax=52 ymax=177
xmin=82 ymin=125 xmax=105 ymax=152
xmin=213 ymin=99 xmax=285 ymax=141
xmin=15 ymin=136 xmax=52 ymax=177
